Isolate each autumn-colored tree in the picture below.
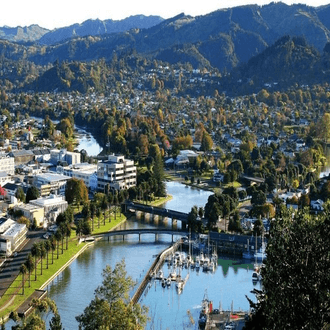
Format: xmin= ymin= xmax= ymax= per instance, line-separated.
xmin=65 ymin=178 xmax=88 ymax=208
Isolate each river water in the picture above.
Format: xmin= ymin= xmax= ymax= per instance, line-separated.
xmin=35 ymin=182 xmax=258 ymax=330
xmin=5 ymin=182 xmax=260 ymax=329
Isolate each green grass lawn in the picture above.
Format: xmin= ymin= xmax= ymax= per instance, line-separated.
xmin=0 ymin=240 xmax=85 ymax=319
xmin=0 ymin=212 xmax=127 ymax=320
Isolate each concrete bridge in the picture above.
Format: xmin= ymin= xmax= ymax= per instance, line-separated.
xmin=125 ymin=201 xmax=189 ymax=227
xmin=95 ymin=228 xmax=189 ymax=243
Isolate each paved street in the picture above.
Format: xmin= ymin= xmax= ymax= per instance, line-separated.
xmin=0 ymin=230 xmax=45 ymax=298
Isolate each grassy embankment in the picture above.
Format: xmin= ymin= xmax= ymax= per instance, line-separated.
xmin=0 ymin=211 xmax=126 ymax=321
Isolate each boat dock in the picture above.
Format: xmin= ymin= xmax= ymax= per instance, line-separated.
xmin=130 ymin=239 xmax=182 ymax=304
xmin=203 ymin=310 xmax=247 ymax=329
xmin=16 ymin=289 xmax=47 ymax=318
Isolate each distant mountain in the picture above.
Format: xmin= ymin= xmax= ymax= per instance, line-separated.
xmin=1 ymin=2 xmax=330 ymax=83
xmin=225 ymin=35 xmax=330 ymax=93
xmin=38 ymin=15 xmax=164 ymax=45
xmin=0 ymin=25 xmax=49 ymax=43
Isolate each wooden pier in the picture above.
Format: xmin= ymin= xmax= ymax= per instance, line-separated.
xmin=16 ymin=289 xmax=47 ymax=318
xmin=130 ymin=240 xmax=182 ymax=304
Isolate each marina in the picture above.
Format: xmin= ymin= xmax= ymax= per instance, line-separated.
xmin=4 ymin=182 xmax=260 ymax=329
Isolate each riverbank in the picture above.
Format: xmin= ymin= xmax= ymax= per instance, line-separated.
xmin=0 ymin=215 xmax=127 ymax=325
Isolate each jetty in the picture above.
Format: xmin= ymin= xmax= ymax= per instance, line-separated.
xmin=130 ymin=239 xmax=182 ymax=304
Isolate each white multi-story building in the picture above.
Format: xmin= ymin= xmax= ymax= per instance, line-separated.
xmin=0 ymin=218 xmax=27 ymax=254
xmin=33 ymin=172 xmax=71 ymax=196
xmin=57 ymin=163 xmax=98 ymax=191
xmin=97 ymin=154 xmax=136 ymax=191
xmin=0 ymin=154 xmax=14 ymax=175
xmin=50 ymin=149 xmax=81 ymax=165
xmin=29 ymin=194 xmax=68 ymax=224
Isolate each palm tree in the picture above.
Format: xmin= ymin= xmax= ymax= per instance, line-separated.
xmin=19 ymin=264 xmax=27 ymax=295
xmin=39 ymin=242 xmax=46 ymax=275
xmin=90 ymin=202 xmax=96 ymax=232
xmin=65 ymin=223 xmax=72 ymax=250
xmin=49 ymin=236 xmax=56 ymax=264
xmin=96 ymin=208 xmax=101 ymax=229
xmin=31 ymin=242 xmax=41 ymax=281
xmin=107 ymin=193 xmax=113 ymax=222
xmin=59 ymin=223 xmax=67 ymax=254
xmin=44 ymin=240 xmax=51 ymax=269
xmin=54 ymin=230 xmax=62 ymax=259
xmin=102 ymin=196 xmax=107 ymax=225
xmin=25 ymin=254 xmax=34 ymax=287
xmin=113 ymin=192 xmax=118 ymax=220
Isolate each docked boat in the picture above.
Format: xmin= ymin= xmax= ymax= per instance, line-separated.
xmin=198 ymin=290 xmax=211 ymax=329
xmin=158 ymin=270 xmax=164 ymax=280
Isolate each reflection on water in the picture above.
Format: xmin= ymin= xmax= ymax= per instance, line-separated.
xmin=76 ymin=127 xmax=103 ymax=156
xmin=4 ymin=182 xmax=259 ymax=330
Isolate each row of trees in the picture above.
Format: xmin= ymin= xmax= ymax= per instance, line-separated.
xmin=19 ymin=209 xmax=73 ymax=295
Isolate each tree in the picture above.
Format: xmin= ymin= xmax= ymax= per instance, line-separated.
xmin=44 ymin=239 xmax=51 ymax=269
xmin=31 ymin=242 xmax=41 ymax=281
xmin=251 ymin=190 xmax=266 ymax=206
xmin=153 ymin=153 xmax=166 ymax=197
xmin=76 ymin=259 xmax=149 ymax=330
xmin=39 ymin=241 xmax=46 ymax=275
xmin=19 ymin=264 xmax=27 ymax=295
xmin=25 ymin=185 xmax=40 ymax=203
xmin=15 ymin=186 xmax=25 ymax=203
xmin=54 ymin=230 xmax=62 ymax=259
xmin=201 ymin=131 xmax=213 ymax=151
xmin=65 ymin=178 xmax=88 ymax=208
xmin=49 ymin=313 xmax=64 ymax=330
xmin=246 ymin=208 xmax=330 ymax=329
xmin=25 ymin=254 xmax=34 ymax=287
xmin=318 ymin=112 xmax=330 ymax=143
xmin=49 ymin=235 xmax=56 ymax=264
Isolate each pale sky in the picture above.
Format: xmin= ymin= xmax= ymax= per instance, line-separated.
xmin=2 ymin=0 xmax=330 ymax=30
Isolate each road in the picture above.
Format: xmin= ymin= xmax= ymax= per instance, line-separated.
xmin=0 ymin=230 xmax=46 ymax=298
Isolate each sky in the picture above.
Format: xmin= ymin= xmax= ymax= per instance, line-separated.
xmin=2 ymin=0 xmax=330 ymax=30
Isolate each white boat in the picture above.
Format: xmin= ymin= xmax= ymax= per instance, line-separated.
xmin=158 ymin=270 xmax=164 ymax=280
xmin=243 ymin=234 xmax=267 ymax=262
xmin=202 ymin=260 xmax=209 ymax=272
xmin=208 ymin=261 xmax=215 ymax=272
xmin=166 ymin=277 xmax=171 ymax=287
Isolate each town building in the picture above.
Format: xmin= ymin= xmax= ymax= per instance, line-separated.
xmin=0 ymin=154 xmax=15 ymax=175
xmin=97 ymin=154 xmax=136 ymax=191
xmin=29 ymin=195 xmax=68 ymax=224
xmin=32 ymin=172 xmax=71 ymax=196
xmin=57 ymin=163 xmax=98 ymax=191
xmin=9 ymin=150 xmax=35 ymax=166
xmin=14 ymin=203 xmax=45 ymax=228
xmin=0 ymin=218 xmax=27 ymax=255
xmin=50 ymin=149 xmax=81 ymax=166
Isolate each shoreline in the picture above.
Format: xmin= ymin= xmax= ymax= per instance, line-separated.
xmin=1 ymin=217 xmax=127 ymax=325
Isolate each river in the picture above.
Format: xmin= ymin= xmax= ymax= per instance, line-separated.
xmin=19 ymin=182 xmax=258 ymax=330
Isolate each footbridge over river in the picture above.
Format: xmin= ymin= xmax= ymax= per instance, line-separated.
xmin=95 ymin=228 xmax=189 ymax=242
xmin=124 ymin=201 xmax=189 ymax=227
